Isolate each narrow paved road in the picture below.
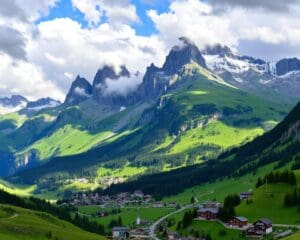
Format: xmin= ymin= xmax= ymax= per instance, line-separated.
xmin=149 ymin=204 xmax=196 ymax=240
xmin=273 ymin=224 xmax=300 ymax=229
xmin=0 ymin=213 xmax=19 ymax=220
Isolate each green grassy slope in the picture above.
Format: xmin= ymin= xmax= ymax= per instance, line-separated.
xmin=236 ymin=169 xmax=300 ymax=224
xmin=236 ymin=183 xmax=300 ymax=225
xmin=162 ymin=162 xmax=279 ymax=205
xmin=12 ymin=64 xmax=288 ymax=188
xmin=97 ymin=98 xmax=300 ymax=199
xmin=162 ymin=169 xmax=300 ymax=240
xmin=0 ymin=204 xmax=106 ymax=240
xmin=283 ymin=232 xmax=300 ymax=240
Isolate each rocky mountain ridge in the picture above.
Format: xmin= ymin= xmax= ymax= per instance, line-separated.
xmin=0 ymin=95 xmax=28 ymax=114
xmin=202 ymin=44 xmax=300 ymax=104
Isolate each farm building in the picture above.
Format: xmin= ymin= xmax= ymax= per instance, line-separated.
xmin=240 ymin=191 xmax=253 ymax=200
xmin=112 ymin=227 xmax=130 ymax=239
xmin=229 ymin=216 xmax=249 ymax=228
xmin=197 ymin=201 xmax=221 ymax=220
xmin=246 ymin=218 xmax=273 ymax=237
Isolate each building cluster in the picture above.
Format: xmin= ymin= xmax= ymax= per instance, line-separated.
xmin=67 ymin=190 xmax=153 ymax=207
xmin=196 ymin=197 xmax=274 ymax=237
xmin=112 ymin=227 xmax=150 ymax=239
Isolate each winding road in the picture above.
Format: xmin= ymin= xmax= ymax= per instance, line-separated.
xmin=149 ymin=203 xmax=196 ymax=240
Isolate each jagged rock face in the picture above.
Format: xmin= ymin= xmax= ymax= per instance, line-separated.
xmin=26 ymin=97 xmax=60 ymax=110
xmin=92 ymin=65 xmax=130 ymax=106
xmin=64 ymin=76 xmax=92 ymax=105
xmin=135 ymin=37 xmax=207 ymax=101
xmin=276 ymin=58 xmax=300 ymax=76
xmin=136 ymin=63 xmax=162 ymax=101
xmin=162 ymin=37 xmax=206 ymax=75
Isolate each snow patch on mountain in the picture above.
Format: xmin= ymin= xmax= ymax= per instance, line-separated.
xmin=26 ymin=99 xmax=60 ymax=111
xmin=203 ymin=54 xmax=267 ymax=74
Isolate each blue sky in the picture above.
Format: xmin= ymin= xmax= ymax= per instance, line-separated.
xmin=37 ymin=0 xmax=170 ymax=36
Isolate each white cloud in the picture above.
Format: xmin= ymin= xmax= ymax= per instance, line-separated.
xmin=25 ymin=18 xmax=166 ymax=100
xmin=71 ymin=0 xmax=139 ymax=26
xmin=44 ymin=52 xmax=66 ymax=65
xmin=0 ymin=54 xmax=64 ymax=101
xmin=147 ymin=0 xmax=237 ymax=49
xmin=74 ymin=87 xmax=92 ymax=97
xmin=105 ymin=73 xmax=142 ymax=96
xmin=148 ymin=0 xmax=300 ymax=58
xmin=2 ymin=0 xmax=300 ymax=102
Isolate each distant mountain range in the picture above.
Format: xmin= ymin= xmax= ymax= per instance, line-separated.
xmin=202 ymin=44 xmax=300 ymax=104
xmin=2 ymin=38 xmax=300 ymax=115
xmin=0 ymin=95 xmax=60 ymax=114
xmin=0 ymin=37 xmax=299 ymax=197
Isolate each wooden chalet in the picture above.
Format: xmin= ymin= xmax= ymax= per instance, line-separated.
xmin=112 ymin=227 xmax=130 ymax=239
xmin=240 ymin=191 xmax=253 ymax=200
xmin=246 ymin=218 xmax=273 ymax=237
xmin=197 ymin=201 xmax=221 ymax=220
xmin=229 ymin=216 xmax=248 ymax=228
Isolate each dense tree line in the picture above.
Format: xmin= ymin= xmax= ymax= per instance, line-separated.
xmin=218 ymin=194 xmax=240 ymax=222
xmin=284 ymin=189 xmax=300 ymax=207
xmin=0 ymin=189 xmax=105 ymax=235
xmin=176 ymin=209 xmax=197 ymax=230
xmin=255 ymin=170 xmax=297 ymax=188
xmin=108 ymin=216 xmax=123 ymax=228
xmin=292 ymin=155 xmax=300 ymax=170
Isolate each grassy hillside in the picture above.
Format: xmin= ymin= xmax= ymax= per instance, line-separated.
xmin=9 ymin=64 xmax=289 ymax=198
xmin=162 ymin=163 xmax=279 ymax=204
xmin=160 ymin=169 xmax=300 ymax=240
xmin=93 ymin=97 xmax=300 ymax=199
xmin=0 ymin=204 xmax=105 ymax=240
xmin=283 ymin=232 xmax=300 ymax=240
xmin=236 ymin=169 xmax=300 ymax=224
xmin=236 ymin=183 xmax=300 ymax=224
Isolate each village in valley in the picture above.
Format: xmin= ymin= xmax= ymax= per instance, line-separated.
xmin=59 ymin=189 xmax=297 ymax=240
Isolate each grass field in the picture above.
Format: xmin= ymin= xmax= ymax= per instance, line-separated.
xmin=283 ymin=231 xmax=300 ymax=240
xmin=78 ymin=205 xmax=173 ymax=231
xmin=0 ymin=204 xmax=106 ymax=240
xmin=22 ymin=124 xmax=114 ymax=160
xmin=177 ymin=220 xmax=245 ymax=240
xmin=167 ymin=120 xmax=264 ymax=155
xmin=0 ymin=179 xmax=35 ymax=197
xmin=236 ymin=183 xmax=300 ymax=225
xmin=97 ymin=165 xmax=147 ymax=178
